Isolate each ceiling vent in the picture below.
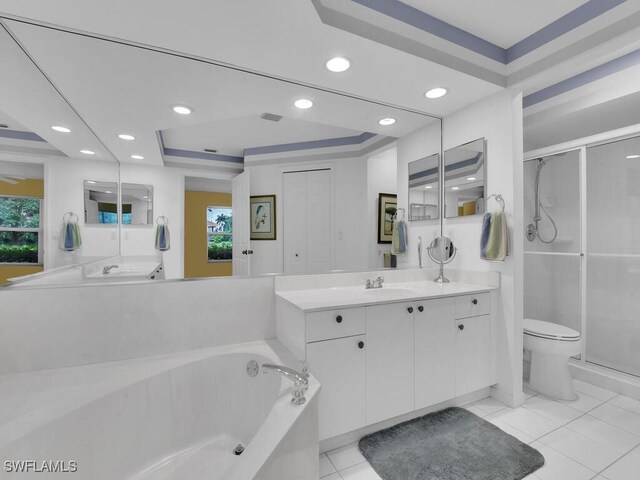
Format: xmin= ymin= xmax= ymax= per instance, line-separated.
xmin=204 ymin=148 xmax=218 ymax=153
xmin=260 ymin=113 xmax=283 ymax=122
xmin=0 ymin=124 xmax=8 ymax=129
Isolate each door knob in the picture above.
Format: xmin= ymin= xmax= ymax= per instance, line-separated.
xmin=358 ymin=341 xmax=365 ymax=349
xmin=418 ymin=305 xmax=424 ymax=312
xmin=407 ymin=307 xmax=414 ymax=313
xmin=458 ymin=324 xmax=465 ymax=331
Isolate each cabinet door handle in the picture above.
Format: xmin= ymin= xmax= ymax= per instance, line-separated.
xmin=407 ymin=307 xmax=414 ymax=314
xmin=472 ymin=298 xmax=478 ymax=305
xmin=336 ymin=315 xmax=343 ymax=324
xmin=458 ymin=324 xmax=465 ymax=331
xmin=417 ymin=305 xmax=424 ymax=312
xmin=358 ymin=341 xmax=365 ymax=349
xmin=242 ymin=250 xmax=248 ymax=255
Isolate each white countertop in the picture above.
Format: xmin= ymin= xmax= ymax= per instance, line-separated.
xmin=276 ymin=280 xmax=497 ymax=311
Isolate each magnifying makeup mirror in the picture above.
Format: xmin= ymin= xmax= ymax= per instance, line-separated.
xmin=426 ymin=236 xmax=456 ymax=283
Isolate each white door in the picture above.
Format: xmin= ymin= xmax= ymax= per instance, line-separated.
xmin=232 ymin=171 xmax=250 ymax=276
xmin=365 ymin=302 xmax=414 ymax=425
xmin=306 ymin=335 xmax=366 ymax=440
xmin=414 ymin=299 xmax=455 ymax=409
xmin=283 ymin=169 xmax=332 ymax=274
xmin=283 ymin=172 xmax=308 ymax=274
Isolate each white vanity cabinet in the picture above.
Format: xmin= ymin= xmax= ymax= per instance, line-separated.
xmin=365 ymin=302 xmax=414 ymax=425
xmin=276 ymin=285 xmax=495 ymax=442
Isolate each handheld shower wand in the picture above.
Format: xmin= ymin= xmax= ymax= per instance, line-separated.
xmin=527 ymin=157 xmax=558 ymax=243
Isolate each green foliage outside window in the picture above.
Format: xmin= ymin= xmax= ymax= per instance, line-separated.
xmin=0 ymin=197 xmax=41 ymax=263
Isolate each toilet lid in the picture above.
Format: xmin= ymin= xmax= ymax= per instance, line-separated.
xmin=523 ymin=318 xmax=580 ymax=341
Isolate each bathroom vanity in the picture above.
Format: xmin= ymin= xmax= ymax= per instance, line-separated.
xmin=276 ymin=281 xmax=496 ymax=440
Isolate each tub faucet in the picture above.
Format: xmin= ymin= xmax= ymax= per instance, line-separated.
xmin=102 ymin=265 xmax=119 ymax=275
xmin=262 ymin=363 xmax=309 ymax=406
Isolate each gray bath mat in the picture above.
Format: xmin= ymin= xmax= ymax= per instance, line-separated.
xmin=359 ymin=407 xmax=544 ymax=480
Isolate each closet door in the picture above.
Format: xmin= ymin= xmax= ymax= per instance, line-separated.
xmin=306 ymin=169 xmax=332 ymax=273
xmin=283 ymin=171 xmax=307 ymax=274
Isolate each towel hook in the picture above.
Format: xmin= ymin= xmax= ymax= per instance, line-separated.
xmin=156 ymin=215 xmax=169 ymax=226
xmin=486 ymin=194 xmax=505 ymax=213
xmin=63 ymin=211 xmax=79 ymax=224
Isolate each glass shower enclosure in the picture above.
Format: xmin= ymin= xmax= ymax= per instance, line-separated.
xmin=524 ymin=134 xmax=640 ymax=378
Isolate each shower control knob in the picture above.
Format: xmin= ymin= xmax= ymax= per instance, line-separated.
xmin=418 ymin=305 xmax=424 ymax=312
xmin=407 ymin=307 xmax=414 ymax=313
xmin=458 ymin=324 xmax=465 ymax=331
xmin=358 ymin=341 xmax=365 ymax=349
xmin=336 ymin=315 xmax=343 ymax=323
xmin=472 ymin=298 xmax=478 ymax=305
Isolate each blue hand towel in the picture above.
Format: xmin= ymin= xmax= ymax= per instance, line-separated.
xmin=480 ymin=212 xmax=492 ymax=258
xmin=155 ymin=224 xmax=170 ymax=251
xmin=64 ymin=222 xmax=74 ymax=250
xmin=60 ymin=222 xmax=81 ymax=251
xmin=392 ymin=219 xmax=408 ymax=255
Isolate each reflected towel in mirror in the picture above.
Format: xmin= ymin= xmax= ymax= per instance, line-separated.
xmin=155 ymin=224 xmax=170 ymax=251
xmin=59 ymin=222 xmax=82 ymax=251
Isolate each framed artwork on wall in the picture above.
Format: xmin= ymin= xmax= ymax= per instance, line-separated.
xmin=250 ymin=195 xmax=276 ymax=240
xmin=377 ymin=192 xmax=397 ymax=244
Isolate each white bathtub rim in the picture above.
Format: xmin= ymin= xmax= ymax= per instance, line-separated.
xmin=0 ymin=339 xmax=294 ymax=450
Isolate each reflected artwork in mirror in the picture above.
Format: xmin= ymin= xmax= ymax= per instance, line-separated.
xmin=83 ymin=181 xmax=119 ymax=225
xmin=408 ymin=153 xmax=439 ymax=221
xmin=444 ymin=138 xmax=486 ymax=218
xmin=121 ymin=183 xmax=153 ymax=226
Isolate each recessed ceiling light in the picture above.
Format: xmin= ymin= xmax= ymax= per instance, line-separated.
xmin=172 ymin=105 xmax=193 ymax=115
xmin=425 ymin=87 xmax=448 ymax=99
xmin=451 ymin=186 xmax=460 ymax=190
xmin=294 ymin=99 xmax=314 ymax=109
xmin=80 ymin=149 xmax=96 ymax=155
xmin=326 ymin=56 xmax=351 ymax=72
xmin=378 ymin=118 xmax=396 ymax=126
xmin=626 ymin=154 xmax=640 ymax=159
xmin=118 ymin=134 xmax=135 ymax=141
xmin=424 ymin=186 xmax=433 ymax=189
xmin=130 ymin=154 xmax=144 ymax=160
xmin=467 ymin=177 xmax=477 ymax=181
xmin=51 ymin=126 xmax=71 ymax=133
xmin=104 ymin=191 xmax=112 ymax=194
xmin=143 ymin=196 xmax=149 ymax=199
xmin=86 ymin=180 xmax=96 ymax=184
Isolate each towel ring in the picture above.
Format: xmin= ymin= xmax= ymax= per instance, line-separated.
xmin=156 ymin=215 xmax=169 ymax=226
xmin=393 ymin=207 xmax=406 ymax=220
xmin=486 ymin=194 xmax=505 ymax=213
xmin=63 ymin=211 xmax=79 ymax=224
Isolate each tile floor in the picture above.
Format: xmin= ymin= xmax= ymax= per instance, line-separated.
xmin=319 ymin=380 xmax=640 ymax=480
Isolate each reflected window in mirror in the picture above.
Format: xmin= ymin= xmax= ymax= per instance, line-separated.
xmin=408 ymin=153 xmax=439 ymax=221
xmin=207 ymin=206 xmax=232 ymax=262
xmin=444 ymin=138 xmax=486 ymax=218
xmin=84 ymin=181 xmax=119 ymax=225
xmin=0 ymin=196 xmax=42 ymax=264
xmin=121 ymin=183 xmax=153 ymax=226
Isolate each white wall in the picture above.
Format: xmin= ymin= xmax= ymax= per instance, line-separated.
xmin=45 ymin=158 xmax=120 ymax=268
xmin=367 ymin=146 xmax=397 ymax=268
xmin=119 ymin=163 xmax=184 ymax=279
xmin=398 ymin=89 xmax=525 ymax=406
xmin=246 ymin=157 xmax=369 ymax=275
xmin=0 ymin=275 xmax=275 ymax=375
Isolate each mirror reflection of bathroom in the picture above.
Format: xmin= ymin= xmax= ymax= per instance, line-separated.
xmin=84 ymin=181 xmax=119 ymax=225
xmin=408 ymin=153 xmax=439 ymax=221
xmin=444 ymin=138 xmax=485 ymax=218
xmin=121 ymin=183 xmax=153 ymax=226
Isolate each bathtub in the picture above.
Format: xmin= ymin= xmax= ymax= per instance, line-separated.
xmin=0 ymin=340 xmax=320 ymax=479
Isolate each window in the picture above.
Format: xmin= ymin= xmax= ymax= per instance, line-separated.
xmin=207 ymin=207 xmax=232 ymax=262
xmin=97 ymin=202 xmax=118 ymax=224
xmin=0 ymin=196 xmax=42 ymax=264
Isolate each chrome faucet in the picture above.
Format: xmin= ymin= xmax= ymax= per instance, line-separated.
xmin=365 ymin=275 xmax=384 ymax=289
xmin=102 ymin=265 xmax=119 ymax=275
xmin=262 ymin=363 xmax=309 ymax=406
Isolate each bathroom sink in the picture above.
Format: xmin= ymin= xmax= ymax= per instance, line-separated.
xmin=362 ymin=286 xmax=417 ymax=294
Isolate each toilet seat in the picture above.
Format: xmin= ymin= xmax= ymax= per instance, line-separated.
xmin=524 ymin=318 xmax=580 ymax=342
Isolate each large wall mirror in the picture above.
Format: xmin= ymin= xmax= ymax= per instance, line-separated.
xmin=444 ymin=138 xmax=486 ymax=218
xmin=0 ymin=18 xmax=441 ymax=288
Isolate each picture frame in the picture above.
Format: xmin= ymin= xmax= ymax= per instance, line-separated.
xmin=377 ymin=193 xmax=397 ymax=244
xmin=250 ymin=195 xmax=276 ymax=240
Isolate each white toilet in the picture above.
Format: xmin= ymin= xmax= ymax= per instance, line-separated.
xmin=523 ymin=318 xmax=581 ymax=401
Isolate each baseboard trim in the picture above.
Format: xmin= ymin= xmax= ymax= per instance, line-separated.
xmin=491 ymin=385 xmax=525 ymax=408
xmin=570 ymin=360 xmax=640 ymax=400
xmin=320 ymin=388 xmax=491 ymax=453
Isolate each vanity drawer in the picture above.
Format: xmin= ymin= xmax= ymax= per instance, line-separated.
xmin=306 ymin=307 xmax=365 ymax=342
xmin=454 ymin=293 xmax=490 ymax=319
